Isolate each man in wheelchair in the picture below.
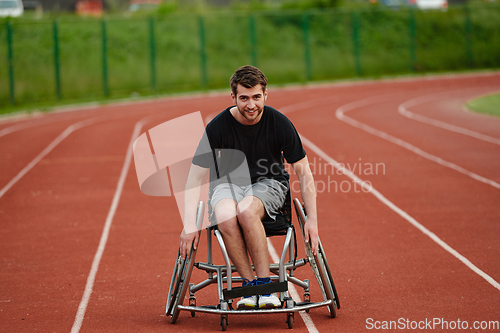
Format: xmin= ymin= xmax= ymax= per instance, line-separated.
xmin=179 ymin=65 xmax=319 ymax=310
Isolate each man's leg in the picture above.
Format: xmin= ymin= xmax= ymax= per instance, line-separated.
xmin=215 ymin=198 xmax=255 ymax=281
xmin=236 ymin=196 xmax=270 ymax=279
xmin=216 ymin=194 xmax=280 ymax=309
xmin=237 ymin=195 xmax=282 ymax=309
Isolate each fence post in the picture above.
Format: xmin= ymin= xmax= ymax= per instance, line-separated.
xmin=53 ymin=20 xmax=61 ymax=100
xmin=409 ymin=9 xmax=417 ymax=72
xmin=302 ymin=12 xmax=312 ymax=82
xmin=101 ymin=20 xmax=109 ymax=97
xmin=6 ymin=21 xmax=14 ymax=105
xmin=149 ymin=17 xmax=157 ymax=91
xmin=199 ymin=16 xmax=207 ymax=89
xmin=249 ymin=15 xmax=258 ymax=67
xmin=464 ymin=6 xmax=474 ymax=69
xmin=351 ymin=11 xmax=361 ymax=77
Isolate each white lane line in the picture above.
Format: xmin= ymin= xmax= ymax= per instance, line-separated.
xmin=398 ymin=89 xmax=500 ymax=146
xmin=300 ymin=135 xmax=500 ymax=292
xmin=0 ymin=116 xmax=69 ymax=139
xmin=267 ymin=239 xmax=320 ymax=333
xmin=70 ymin=115 xmax=158 ymax=333
xmin=0 ymin=117 xmax=100 ymax=199
xmin=0 ymin=104 xmax=105 ymax=138
xmin=336 ymin=96 xmax=500 ymax=190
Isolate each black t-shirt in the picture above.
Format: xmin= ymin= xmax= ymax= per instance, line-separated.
xmin=192 ymin=105 xmax=306 ymax=187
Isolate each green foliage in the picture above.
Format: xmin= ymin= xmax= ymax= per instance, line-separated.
xmin=280 ymin=0 xmax=340 ymax=10
xmin=156 ymin=0 xmax=179 ymax=15
xmin=1 ymin=4 xmax=499 ymax=109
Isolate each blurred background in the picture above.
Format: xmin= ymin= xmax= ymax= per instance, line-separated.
xmin=0 ymin=0 xmax=499 ymax=111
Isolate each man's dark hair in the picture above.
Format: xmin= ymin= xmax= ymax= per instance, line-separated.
xmin=230 ymin=65 xmax=268 ymax=96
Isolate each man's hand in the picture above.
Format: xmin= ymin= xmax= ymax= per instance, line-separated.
xmin=179 ymin=229 xmax=199 ymax=260
xmin=304 ymin=217 xmax=319 ymax=256
xmin=179 ymin=163 xmax=208 ymax=260
xmin=292 ymin=157 xmax=320 ymax=256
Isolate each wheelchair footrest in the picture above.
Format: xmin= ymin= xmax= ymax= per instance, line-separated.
xmin=223 ymin=281 xmax=288 ymax=300
xmin=178 ymin=299 xmax=333 ymax=315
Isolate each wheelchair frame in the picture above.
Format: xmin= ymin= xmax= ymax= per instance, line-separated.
xmin=166 ymin=198 xmax=340 ymax=330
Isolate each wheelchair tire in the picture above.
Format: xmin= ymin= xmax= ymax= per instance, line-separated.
xmin=286 ymin=312 xmax=294 ymax=329
xmin=220 ymin=315 xmax=228 ymax=331
xmin=318 ymin=240 xmax=341 ymax=310
xmin=314 ymin=247 xmax=337 ymax=318
xmin=166 ymin=202 xmax=204 ymax=324
xmin=166 ymin=251 xmax=183 ymax=316
xmin=293 ymin=199 xmax=338 ymax=318
xmin=169 ymin=249 xmax=197 ymax=324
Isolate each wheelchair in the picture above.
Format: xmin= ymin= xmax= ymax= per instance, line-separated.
xmin=165 ymin=189 xmax=340 ymax=331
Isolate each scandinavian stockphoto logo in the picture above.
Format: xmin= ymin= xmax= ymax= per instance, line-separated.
xmin=132 ymin=112 xmax=252 ymax=233
xmin=277 ymin=157 xmax=384 ymax=194
xmin=131 ymin=112 xmax=383 ymax=232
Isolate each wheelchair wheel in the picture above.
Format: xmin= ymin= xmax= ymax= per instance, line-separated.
xmin=293 ymin=199 xmax=339 ymax=318
xmin=286 ymin=312 xmax=294 ymax=329
xmin=220 ymin=315 xmax=228 ymax=331
xmin=318 ymin=239 xmax=341 ymax=310
xmin=167 ymin=251 xmax=197 ymax=324
xmin=165 ymin=251 xmax=184 ymax=316
xmin=166 ymin=202 xmax=204 ymax=324
xmin=189 ymin=287 xmax=196 ymax=317
xmin=313 ymin=245 xmax=337 ymax=318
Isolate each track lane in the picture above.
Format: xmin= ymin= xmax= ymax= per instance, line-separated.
xmin=284 ymin=84 xmax=500 ymax=330
xmin=330 ymin=87 xmax=500 ymax=276
xmin=0 ymin=118 xmax=140 ymax=332
xmin=0 ymin=117 xmax=104 ymax=199
xmin=398 ymin=87 xmax=500 ymax=145
xmin=0 ymin=101 xmax=203 ymax=331
xmin=302 ymin=82 xmax=500 ymax=276
xmin=0 ymin=118 xmax=90 ymax=190
xmin=2 ymin=73 xmax=499 ymax=333
xmin=398 ymin=87 xmax=500 ymax=137
xmin=337 ymin=97 xmax=500 ymax=188
xmin=66 ymin=75 xmax=500 ymax=332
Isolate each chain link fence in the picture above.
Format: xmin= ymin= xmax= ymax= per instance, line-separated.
xmin=1 ymin=5 xmax=499 ymax=108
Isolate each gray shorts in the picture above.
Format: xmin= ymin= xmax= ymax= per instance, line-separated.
xmin=211 ymin=179 xmax=288 ymax=221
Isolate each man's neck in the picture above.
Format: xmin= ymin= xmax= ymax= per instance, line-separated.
xmin=230 ymin=106 xmax=264 ymax=126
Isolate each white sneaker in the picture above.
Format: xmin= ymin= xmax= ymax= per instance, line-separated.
xmin=236 ymin=295 xmax=258 ymax=309
xmin=258 ymin=293 xmax=281 ymax=309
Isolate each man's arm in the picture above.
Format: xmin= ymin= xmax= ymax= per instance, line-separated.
xmin=292 ymin=156 xmax=319 ymax=255
xmin=179 ymin=163 xmax=209 ymax=259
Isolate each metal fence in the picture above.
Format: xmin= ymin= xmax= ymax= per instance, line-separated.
xmin=1 ymin=5 xmax=499 ymax=107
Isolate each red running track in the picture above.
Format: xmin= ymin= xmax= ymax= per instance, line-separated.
xmin=1 ymin=72 xmax=499 ymax=332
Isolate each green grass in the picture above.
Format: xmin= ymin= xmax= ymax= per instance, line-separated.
xmin=466 ymin=93 xmax=500 ymax=117
xmin=1 ymin=3 xmax=500 ymax=112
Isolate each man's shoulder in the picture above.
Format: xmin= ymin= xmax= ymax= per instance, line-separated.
xmin=264 ymin=105 xmax=293 ymax=124
xmin=206 ymin=107 xmax=232 ymax=129
xmin=264 ymin=105 xmax=280 ymax=114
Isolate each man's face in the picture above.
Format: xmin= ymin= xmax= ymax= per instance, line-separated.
xmin=231 ymin=84 xmax=267 ymax=125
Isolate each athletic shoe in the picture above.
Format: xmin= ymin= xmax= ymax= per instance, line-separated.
xmin=236 ymin=279 xmax=258 ymax=310
xmin=258 ymin=293 xmax=281 ymax=309
xmin=236 ymin=295 xmax=258 ymax=309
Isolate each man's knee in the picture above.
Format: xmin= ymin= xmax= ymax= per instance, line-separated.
xmin=214 ymin=199 xmax=238 ymax=225
xmin=216 ymin=211 xmax=239 ymax=237
xmin=236 ymin=196 xmax=265 ymax=227
xmin=214 ymin=199 xmax=239 ymax=235
xmin=217 ymin=219 xmax=240 ymax=238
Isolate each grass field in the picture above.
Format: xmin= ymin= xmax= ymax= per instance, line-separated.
xmin=1 ymin=4 xmax=499 ymax=112
xmin=466 ymin=92 xmax=500 ymax=117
